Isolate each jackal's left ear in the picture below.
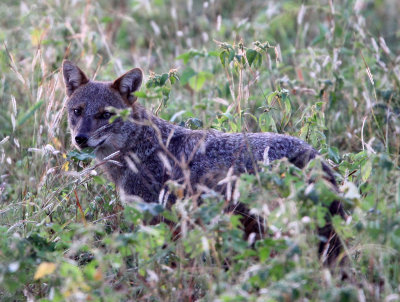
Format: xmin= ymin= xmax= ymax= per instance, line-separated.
xmin=62 ymin=60 xmax=89 ymax=96
xmin=111 ymin=68 xmax=143 ymax=105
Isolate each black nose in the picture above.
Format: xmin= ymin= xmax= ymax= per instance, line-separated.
xmin=75 ymin=134 xmax=88 ymax=147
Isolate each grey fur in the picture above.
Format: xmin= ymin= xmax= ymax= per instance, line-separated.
xmin=63 ymin=61 xmax=344 ymax=264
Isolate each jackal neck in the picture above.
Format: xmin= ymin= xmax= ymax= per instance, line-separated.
xmin=130 ymin=103 xmax=191 ymax=145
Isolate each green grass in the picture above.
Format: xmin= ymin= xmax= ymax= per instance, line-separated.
xmin=1 ymin=0 xmax=400 ymax=301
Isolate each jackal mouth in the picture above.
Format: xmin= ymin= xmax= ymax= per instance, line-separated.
xmin=89 ymin=124 xmax=114 ymax=148
xmin=96 ymin=138 xmax=107 ymax=147
xmin=89 ymin=134 xmax=112 ymax=149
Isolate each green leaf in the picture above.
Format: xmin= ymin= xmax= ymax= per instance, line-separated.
xmin=284 ymin=98 xmax=291 ymax=113
xmin=145 ymin=72 xmax=172 ymax=88
xmin=341 ymin=181 xmax=361 ymax=200
xmin=92 ymin=175 xmax=107 ymax=185
xmin=254 ymin=52 xmax=263 ymax=67
xmin=259 ymin=113 xmax=277 ymax=132
xmin=137 ymin=202 xmax=164 ymax=216
xmin=180 ymin=67 xmax=196 ymax=85
xmin=161 ymin=209 xmax=178 ymax=223
xmin=316 ymin=206 xmax=327 ymax=228
xmin=326 ymin=147 xmax=340 ymax=163
xmin=228 ymin=49 xmax=235 ymax=62
xmin=258 ymin=246 xmax=271 ymax=262
xmin=246 ymin=49 xmax=257 ymax=66
xmin=184 ymin=117 xmax=203 ymax=129
xmin=68 ymin=150 xmax=95 ymax=161
xmin=220 ymin=51 xmax=228 ymax=67
xmin=101 ymin=16 xmax=113 ymax=23
xmin=159 ymin=73 xmax=169 ymax=86
xmin=169 ymin=74 xmax=178 ymax=84
xmin=176 ymin=49 xmax=205 ymax=64
xmin=134 ymin=91 xmax=148 ymax=98
xmin=207 ymin=50 xmax=219 ymax=57
xmin=267 ymin=91 xmax=278 ymax=105
xmin=361 ymin=158 xmax=372 ymax=182
xmin=188 ymin=71 xmax=213 ymax=92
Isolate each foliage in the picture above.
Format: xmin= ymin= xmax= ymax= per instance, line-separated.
xmin=1 ymin=0 xmax=400 ymax=300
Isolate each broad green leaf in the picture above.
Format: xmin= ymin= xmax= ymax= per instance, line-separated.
xmin=188 ymin=71 xmax=213 ymax=92
xmin=284 ymin=98 xmax=291 ymax=113
xmin=259 ymin=113 xmax=277 ymax=132
xmin=176 ymin=49 xmax=205 ymax=64
xmin=246 ymin=49 xmax=257 ymax=66
xmin=361 ymin=158 xmax=373 ymax=182
xmin=180 ymin=67 xmax=196 ymax=85
xmin=220 ymin=51 xmax=228 ymax=67
xmin=267 ymin=91 xmax=278 ymax=105
xmin=159 ymin=73 xmax=169 ymax=86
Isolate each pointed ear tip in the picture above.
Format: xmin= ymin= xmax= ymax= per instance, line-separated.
xmin=62 ymin=59 xmax=71 ymax=66
xmin=62 ymin=60 xmax=75 ymax=71
xmin=132 ymin=67 xmax=143 ymax=76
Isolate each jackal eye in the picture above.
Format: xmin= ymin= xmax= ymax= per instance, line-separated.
xmin=73 ymin=108 xmax=82 ymax=116
xmin=101 ymin=111 xmax=112 ymax=119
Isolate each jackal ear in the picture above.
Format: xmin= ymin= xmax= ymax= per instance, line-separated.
xmin=111 ymin=68 xmax=143 ymax=105
xmin=62 ymin=60 xmax=89 ymax=96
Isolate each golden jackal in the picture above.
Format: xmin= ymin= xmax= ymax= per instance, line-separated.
xmin=63 ymin=60 xmax=345 ymax=264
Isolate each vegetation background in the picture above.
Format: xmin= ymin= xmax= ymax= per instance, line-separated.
xmin=1 ymin=0 xmax=400 ymax=301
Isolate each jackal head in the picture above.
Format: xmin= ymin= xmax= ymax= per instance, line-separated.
xmin=62 ymin=60 xmax=143 ymax=151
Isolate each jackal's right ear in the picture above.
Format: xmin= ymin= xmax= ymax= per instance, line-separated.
xmin=111 ymin=68 xmax=143 ymax=105
xmin=62 ymin=60 xmax=89 ymax=96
